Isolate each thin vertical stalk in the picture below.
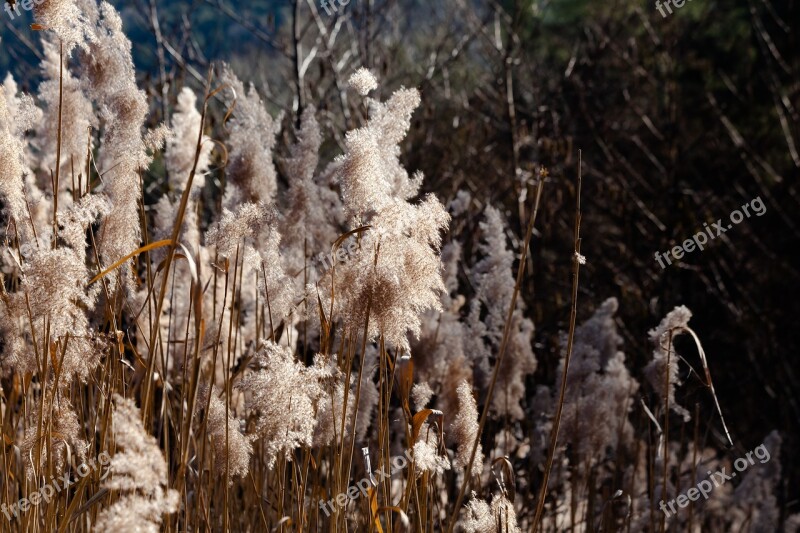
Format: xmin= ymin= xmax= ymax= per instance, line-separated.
xmin=531 ymin=155 xmax=582 ymax=532
xmin=447 ymin=175 xmax=545 ymax=532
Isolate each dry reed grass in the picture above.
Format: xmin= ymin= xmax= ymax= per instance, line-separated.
xmin=0 ymin=3 xmax=792 ymax=532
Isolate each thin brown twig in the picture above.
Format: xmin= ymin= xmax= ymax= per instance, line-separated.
xmin=446 ymin=173 xmax=545 ymax=532
xmin=531 ymin=152 xmax=583 ymax=532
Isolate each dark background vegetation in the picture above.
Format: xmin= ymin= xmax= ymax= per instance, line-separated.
xmin=2 ymin=0 xmax=798 ymax=518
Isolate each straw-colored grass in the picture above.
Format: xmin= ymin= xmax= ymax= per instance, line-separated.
xmin=0 ymin=3 xmax=791 ymax=532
